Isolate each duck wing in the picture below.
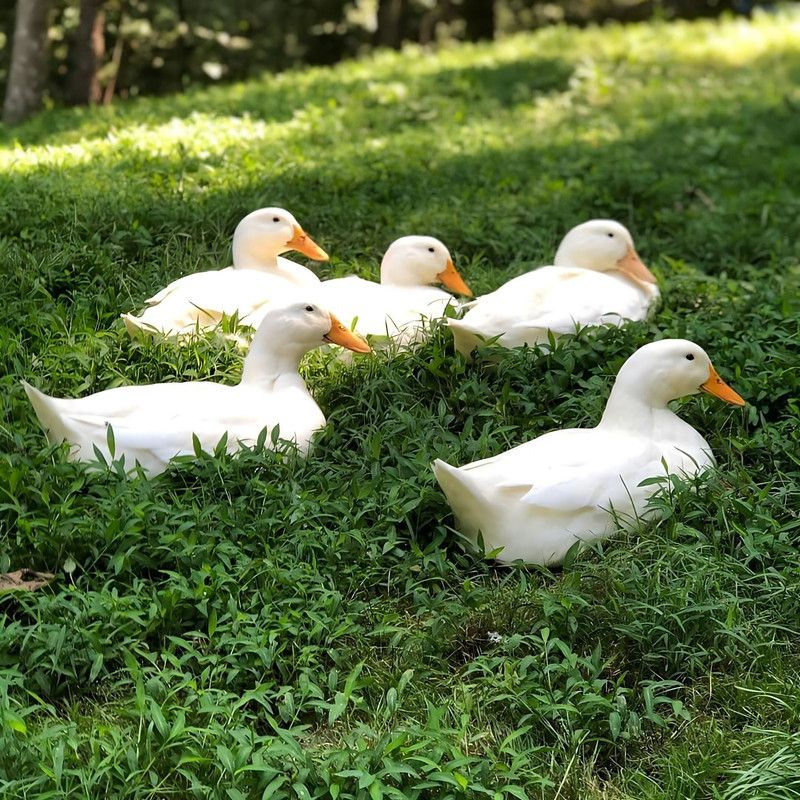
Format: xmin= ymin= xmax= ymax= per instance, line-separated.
xmin=319 ymin=279 xmax=452 ymax=338
xmin=510 ymin=270 xmax=655 ymax=333
xmin=142 ymin=269 xmax=298 ymax=327
xmin=464 ymin=428 xmax=664 ymax=514
xmin=457 ymin=267 xmax=655 ymax=344
xmin=24 ymin=381 xmax=237 ymax=472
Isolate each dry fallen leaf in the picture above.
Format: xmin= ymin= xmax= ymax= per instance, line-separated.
xmin=0 ymin=569 xmax=55 ymax=592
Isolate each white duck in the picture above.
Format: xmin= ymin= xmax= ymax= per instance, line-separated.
xmin=316 ymin=236 xmax=473 ymax=347
xmin=25 ymin=301 xmax=371 ymax=476
xmin=449 ymin=219 xmax=659 ymax=356
xmin=433 ymin=339 xmax=744 ymax=566
xmin=122 ymin=208 xmax=329 ymax=338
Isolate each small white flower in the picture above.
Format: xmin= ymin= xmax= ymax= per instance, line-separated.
xmin=487 ymin=631 xmax=503 ymax=644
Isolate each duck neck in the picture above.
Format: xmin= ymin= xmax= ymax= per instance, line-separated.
xmin=554 ymin=242 xmax=647 ymax=293
xmin=554 ymin=243 xmax=616 ymax=276
xmin=380 ymin=256 xmax=422 ymax=287
xmin=240 ymin=325 xmax=307 ymax=388
xmin=599 ymin=381 xmax=675 ymax=436
xmin=554 ymin=241 xmax=593 ymax=269
xmin=232 ymin=238 xmax=280 ymax=271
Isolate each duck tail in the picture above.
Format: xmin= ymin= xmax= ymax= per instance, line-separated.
xmin=447 ymin=319 xmax=482 ymax=358
xmin=432 ymin=458 xmax=492 ymax=540
xmin=22 ymin=381 xmax=70 ymax=445
xmin=121 ymin=312 xmax=149 ymax=339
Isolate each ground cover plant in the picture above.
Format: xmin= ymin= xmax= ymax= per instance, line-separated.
xmin=1 ymin=8 xmax=799 ymax=799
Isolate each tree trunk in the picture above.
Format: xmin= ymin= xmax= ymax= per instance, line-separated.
xmin=2 ymin=0 xmax=51 ymax=124
xmin=375 ymin=0 xmax=404 ymax=50
xmin=667 ymin=0 xmax=738 ymax=19
xmin=68 ymin=0 xmax=106 ymax=106
xmin=175 ymin=0 xmax=190 ymax=89
xmin=419 ymin=0 xmax=455 ymax=45
xmin=461 ymin=0 xmax=494 ymax=42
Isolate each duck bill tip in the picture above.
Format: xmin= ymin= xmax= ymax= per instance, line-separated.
xmin=618 ymin=247 xmax=657 ymax=285
xmin=437 ymin=258 xmax=473 ymax=296
xmin=701 ymin=365 xmax=745 ymax=406
xmin=287 ymin=225 xmax=329 ymax=261
xmin=324 ymin=314 xmax=372 ymax=354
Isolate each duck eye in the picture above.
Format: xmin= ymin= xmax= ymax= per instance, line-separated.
xmin=273 ymin=217 xmax=280 ymax=223
xmin=685 ymin=353 xmax=694 ymax=361
xmin=607 ymin=232 xmax=614 ymax=238
xmin=305 ymin=305 xmax=314 ymax=312
xmin=428 ymin=247 xmax=435 ymax=253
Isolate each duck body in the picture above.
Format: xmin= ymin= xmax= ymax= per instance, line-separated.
xmin=317 ymin=236 xmax=472 ymax=346
xmin=26 ymin=302 xmax=370 ymax=476
xmin=433 ymin=339 xmax=745 ymax=565
xmin=449 ymin=220 xmax=659 ymax=356
xmin=318 ymin=277 xmax=457 ymax=345
xmin=450 ymin=266 xmax=658 ymax=353
xmin=123 ymin=266 xmax=302 ymax=337
xmin=23 ymin=377 xmax=324 ymax=475
xmin=434 ymin=413 xmax=709 ymax=566
xmin=122 ymin=208 xmax=329 ymax=339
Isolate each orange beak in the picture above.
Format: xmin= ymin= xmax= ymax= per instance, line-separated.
xmin=617 ymin=247 xmax=657 ymax=286
xmin=701 ymin=364 xmax=745 ymax=406
xmin=436 ymin=258 xmax=473 ymax=296
xmin=324 ymin=314 xmax=372 ymax=354
xmin=286 ymin=225 xmax=329 ymax=262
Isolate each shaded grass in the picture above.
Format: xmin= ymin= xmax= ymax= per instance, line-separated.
xmin=0 ymin=8 xmax=799 ymax=800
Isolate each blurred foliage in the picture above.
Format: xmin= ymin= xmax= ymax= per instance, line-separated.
xmin=0 ymin=0 xmax=754 ymax=105
xmin=0 ymin=0 xmax=360 ymax=102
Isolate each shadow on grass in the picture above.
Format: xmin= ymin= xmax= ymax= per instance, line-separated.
xmin=0 ymin=54 xmax=573 ymax=149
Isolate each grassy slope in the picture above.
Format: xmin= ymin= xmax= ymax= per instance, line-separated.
xmin=1 ymin=9 xmax=799 ymax=799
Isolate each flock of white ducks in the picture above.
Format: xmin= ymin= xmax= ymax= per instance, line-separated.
xmin=24 ymin=207 xmax=745 ymax=565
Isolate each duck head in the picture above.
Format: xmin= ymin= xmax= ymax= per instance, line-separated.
xmin=379 ymin=236 xmax=472 ymax=296
xmin=554 ymin=219 xmax=656 ymax=287
xmin=272 ymin=300 xmax=372 ymax=353
xmin=612 ymin=339 xmax=745 ymax=408
xmin=242 ymin=300 xmax=371 ymax=383
xmin=232 ymin=207 xmax=329 ymax=268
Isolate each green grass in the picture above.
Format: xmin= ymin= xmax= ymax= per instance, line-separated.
xmin=1 ymin=7 xmax=799 ymax=799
